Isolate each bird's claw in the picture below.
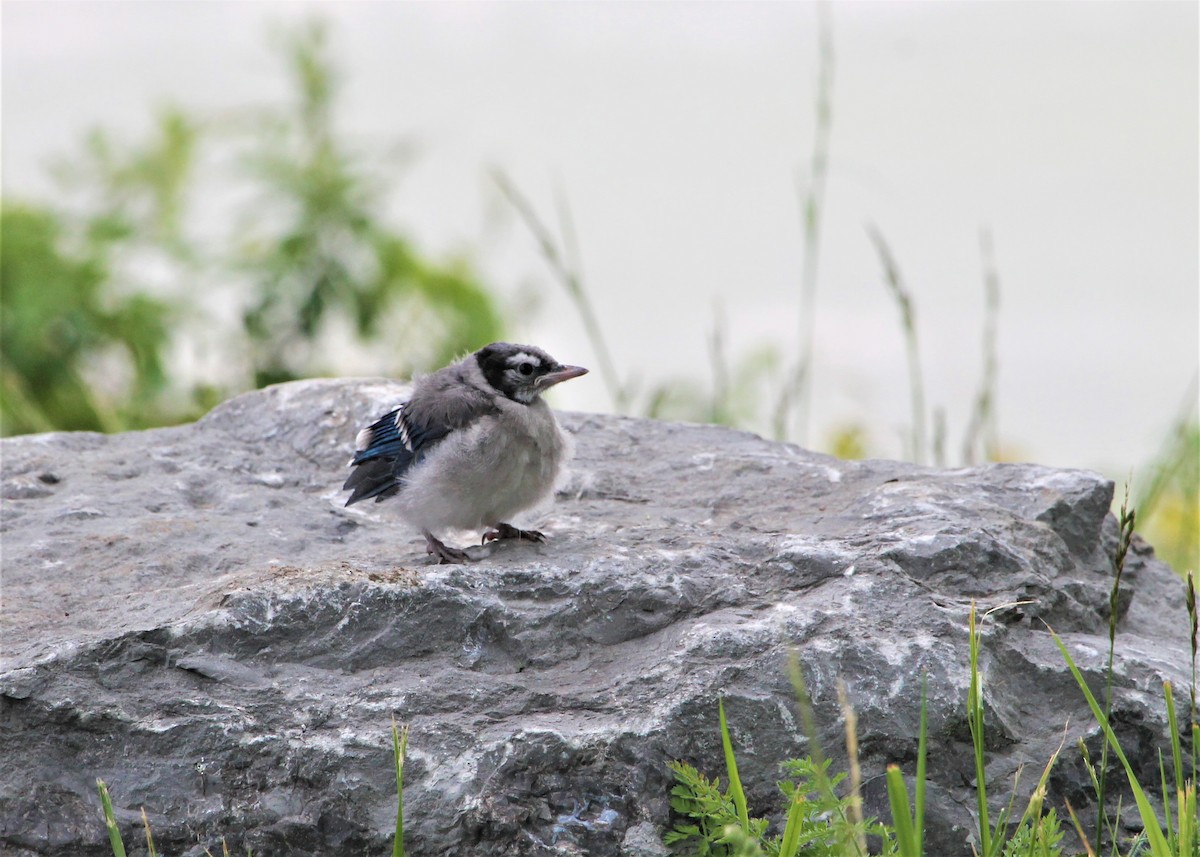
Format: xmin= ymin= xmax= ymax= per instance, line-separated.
xmin=431 ymin=546 xmax=470 ymax=564
xmin=482 ymin=523 xmax=547 ymax=545
xmin=424 ymin=532 xmax=471 ymax=564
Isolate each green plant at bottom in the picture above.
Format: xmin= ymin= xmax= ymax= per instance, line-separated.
xmin=667 ymin=582 xmax=1196 ymax=857
xmin=999 ymin=806 xmax=1064 ymax=857
xmin=665 ymin=698 xmax=895 ymax=857
xmin=665 ymin=758 xmax=769 ymax=854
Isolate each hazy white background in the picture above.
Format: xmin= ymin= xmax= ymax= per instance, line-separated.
xmin=4 ymin=1 xmax=1197 ymax=476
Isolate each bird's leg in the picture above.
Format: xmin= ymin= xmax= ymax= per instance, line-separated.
xmin=423 ymin=530 xmax=471 ymax=564
xmin=482 ymin=522 xmax=547 ymax=545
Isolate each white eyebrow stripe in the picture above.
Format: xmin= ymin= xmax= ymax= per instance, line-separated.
xmin=508 ymin=351 xmax=542 ymax=366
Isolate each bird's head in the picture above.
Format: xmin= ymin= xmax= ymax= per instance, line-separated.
xmin=475 ymin=342 xmax=588 ymax=404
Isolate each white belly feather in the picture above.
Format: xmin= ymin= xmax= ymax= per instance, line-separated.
xmin=395 ymin=398 xmax=567 ymax=533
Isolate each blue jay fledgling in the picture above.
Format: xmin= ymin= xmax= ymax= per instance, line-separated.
xmin=343 ymin=343 xmax=588 ymax=563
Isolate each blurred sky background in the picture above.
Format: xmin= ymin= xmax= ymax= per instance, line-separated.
xmin=3 ymin=0 xmax=1197 ymax=476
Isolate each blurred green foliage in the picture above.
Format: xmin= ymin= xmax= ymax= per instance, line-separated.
xmin=0 ymin=20 xmax=501 ymax=436
xmin=238 ymin=22 xmax=501 ymax=385
xmin=1137 ymin=393 xmax=1200 ymax=577
xmin=0 ymin=204 xmax=172 ymax=434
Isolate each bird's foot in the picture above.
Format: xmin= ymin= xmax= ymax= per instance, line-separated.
xmin=423 ymin=531 xmax=471 ymax=564
xmin=482 ymin=522 xmax=547 ymax=545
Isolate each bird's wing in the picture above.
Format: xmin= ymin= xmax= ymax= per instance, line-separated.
xmin=343 ymin=381 xmax=498 ymax=506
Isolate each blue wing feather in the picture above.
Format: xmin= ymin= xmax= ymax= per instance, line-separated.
xmin=343 ymin=404 xmax=453 ymax=505
xmin=343 ymin=362 xmax=501 ymax=507
xmin=350 ymin=408 xmax=411 ymax=464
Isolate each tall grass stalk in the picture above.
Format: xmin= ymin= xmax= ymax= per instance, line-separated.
xmin=836 ymin=680 xmax=867 ymax=855
xmin=1096 ymin=487 xmax=1136 ymax=847
xmin=866 ymin=224 xmax=928 ymax=465
xmin=490 ymin=168 xmax=631 ymax=413
xmin=1187 ymin=570 xmax=1197 ymax=731
xmin=142 ymin=808 xmax=158 ymax=857
xmin=962 ymin=227 xmax=1001 ymax=465
xmin=1188 ymin=569 xmax=1199 ymax=818
xmin=776 ymin=0 xmax=834 ymax=444
xmin=392 ymin=719 xmax=409 ymax=857
xmin=967 ymin=602 xmax=1023 ymax=857
xmin=967 ymin=603 xmax=993 ymax=857
xmin=1064 ymin=798 xmax=1099 ymax=857
xmin=1166 ymin=684 xmax=1184 ymax=832
xmin=1158 ymin=752 xmax=1175 ymax=854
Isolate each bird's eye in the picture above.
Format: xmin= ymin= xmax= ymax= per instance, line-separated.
xmin=518 ymin=362 xmax=535 ymax=376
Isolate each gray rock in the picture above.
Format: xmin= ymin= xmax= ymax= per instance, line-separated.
xmin=0 ymin=379 xmax=1190 ymax=856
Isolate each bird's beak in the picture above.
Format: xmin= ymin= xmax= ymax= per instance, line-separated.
xmin=538 ymin=364 xmax=589 ymax=388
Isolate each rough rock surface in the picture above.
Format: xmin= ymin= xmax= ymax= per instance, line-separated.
xmin=0 ymin=379 xmax=1190 ymax=856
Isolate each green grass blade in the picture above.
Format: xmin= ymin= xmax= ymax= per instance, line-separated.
xmin=96 ymin=779 xmax=127 ymax=857
xmin=1049 ymin=629 xmax=1172 ymax=856
xmin=1186 ymin=569 xmax=1197 ymax=774
xmin=718 ymin=698 xmax=751 ymax=834
xmin=392 ymin=720 xmax=409 ymax=857
xmin=1177 ymin=783 xmax=1195 ymax=857
xmin=1158 ymin=748 xmax=1174 ymax=847
xmin=1194 ymin=721 xmax=1199 ymax=795
xmin=886 ymin=765 xmax=919 ymax=857
xmin=777 ymin=784 xmax=807 ymax=857
xmin=1096 ymin=489 xmax=1135 ymax=851
xmin=1164 ymin=682 xmax=1184 ymax=800
xmin=967 ymin=603 xmax=993 ymax=857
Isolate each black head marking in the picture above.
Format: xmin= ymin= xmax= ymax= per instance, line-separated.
xmin=475 ymin=342 xmax=556 ymax=403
